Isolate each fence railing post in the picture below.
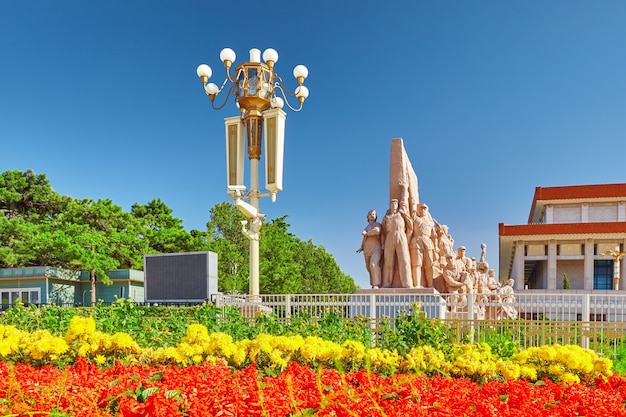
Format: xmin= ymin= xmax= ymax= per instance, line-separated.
xmin=581 ymin=294 xmax=590 ymax=349
xmin=285 ymin=294 xmax=291 ymax=319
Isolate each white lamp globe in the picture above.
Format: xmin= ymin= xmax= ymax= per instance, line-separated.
xmin=263 ymin=48 xmax=279 ymax=64
xmin=204 ymin=83 xmax=219 ymax=95
xmin=196 ymin=64 xmax=212 ymax=80
xmin=293 ymin=65 xmax=309 ymax=80
xmin=271 ymin=96 xmax=284 ymax=109
xmin=220 ymin=48 xmax=236 ymax=64
xmin=295 ymin=85 xmax=309 ymax=99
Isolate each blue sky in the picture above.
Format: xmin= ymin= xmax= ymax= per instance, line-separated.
xmin=2 ymin=1 xmax=626 ymax=289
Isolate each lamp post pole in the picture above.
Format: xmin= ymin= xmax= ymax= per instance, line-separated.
xmin=601 ymin=246 xmax=626 ymax=290
xmin=197 ymin=48 xmax=309 ymax=296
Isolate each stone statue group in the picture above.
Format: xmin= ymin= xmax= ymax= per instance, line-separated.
xmin=357 ymin=181 xmax=517 ymax=319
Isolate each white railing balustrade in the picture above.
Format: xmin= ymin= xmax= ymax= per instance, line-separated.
xmin=214 ymin=292 xmax=626 ymax=322
xmin=214 ymin=291 xmax=626 ymax=353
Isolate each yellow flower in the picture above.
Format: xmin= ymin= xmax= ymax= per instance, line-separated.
xmin=24 ymin=330 xmax=69 ymax=361
xmin=269 ymin=349 xmax=289 ymax=368
xmin=77 ymin=342 xmax=92 ymax=357
xmin=496 ymin=359 xmax=520 ymax=380
xmin=111 ymin=332 xmax=140 ymax=352
xmin=594 ymin=357 xmax=613 ymax=374
xmin=0 ymin=325 xmax=22 ymax=357
xmin=65 ymin=316 xmax=96 ymax=343
xmin=547 ymin=364 xmax=564 ymax=376
xmin=513 ymin=344 xmax=613 ymax=382
xmin=182 ymin=324 xmax=209 ymax=344
xmin=537 ymin=346 xmax=557 ymax=362
xmin=560 ymin=372 xmax=580 ymax=384
xmin=299 ymin=336 xmax=325 ymax=362
xmin=519 ymin=365 xmax=538 ymax=381
xmin=341 ymin=340 xmax=367 ymax=370
xmin=205 ymin=333 xmax=236 ymax=357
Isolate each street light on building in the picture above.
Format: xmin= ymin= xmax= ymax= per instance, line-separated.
xmin=196 ymin=48 xmax=309 ymax=296
xmin=600 ymin=245 xmax=626 ymax=290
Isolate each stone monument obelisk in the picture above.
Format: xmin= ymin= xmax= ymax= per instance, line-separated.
xmin=389 ymin=138 xmax=419 ymax=210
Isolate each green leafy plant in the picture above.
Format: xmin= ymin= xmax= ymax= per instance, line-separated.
xmin=478 ymin=329 xmax=520 ymax=358
xmin=377 ymin=303 xmax=454 ymax=355
xmin=563 ymin=273 xmax=571 ymax=290
xmin=610 ymin=342 xmax=626 ymax=374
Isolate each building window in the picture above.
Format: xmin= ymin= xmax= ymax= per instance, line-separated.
xmin=594 ymin=260 xmax=613 ymax=290
xmin=0 ymin=288 xmax=40 ymax=309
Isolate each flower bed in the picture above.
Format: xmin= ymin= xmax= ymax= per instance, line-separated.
xmin=1 ymin=359 xmax=626 ymax=416
xmin=1 ymin=305 xmax=625 ymax=416
xmin=0 ymin=318 xmax=613 ymax=384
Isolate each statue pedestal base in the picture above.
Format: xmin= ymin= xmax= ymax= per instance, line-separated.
xmin=239 ymin=296 xmax=272 ymax=318
xmin=446 ymin=310 xmax=486 ymax=320
xmin=354 ymin=287 xmax=440 ymax=295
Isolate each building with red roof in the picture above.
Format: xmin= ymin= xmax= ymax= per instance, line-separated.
xmin=499 ymin=183 xmax=626 ymax=291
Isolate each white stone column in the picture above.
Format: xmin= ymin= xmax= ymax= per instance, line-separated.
xmin=584 ymin=239 xmax=594 ymax=290
xmin=547 ymin=240 xmax=557 ymax=290
xmin=514 ymin=241 xmax=525 ymax=289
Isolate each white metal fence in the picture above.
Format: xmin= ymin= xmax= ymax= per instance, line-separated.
xmin=215 ymin=292 xmax=626 ymax=322
xmin=215 ymin=291 xmax=626 ymax=352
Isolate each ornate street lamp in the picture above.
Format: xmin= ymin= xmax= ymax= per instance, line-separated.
xmin=196 ymin=48 xmax=309 ymax=296
xmin=600 ymin=245 xmax=626 ymax=290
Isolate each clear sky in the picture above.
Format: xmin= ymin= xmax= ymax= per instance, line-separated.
xmin=2 ymin=1 xmax=626 ymax=289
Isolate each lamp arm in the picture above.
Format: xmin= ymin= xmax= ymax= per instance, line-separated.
xmin=274 ymin=84 xmax=304 ymax=112
xmin=217 ymin=77 xmax=232 ymax=95
xmin=273 ymin=74 xmax=301 ymax=97
xmin=211 ymin=85 xmax=236 ymax=111
xmin=225 ymin=68 xmax=237 ymax=83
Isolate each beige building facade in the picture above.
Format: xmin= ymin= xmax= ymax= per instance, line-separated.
xmin=499 ymin=183 xmax=626 ymax=291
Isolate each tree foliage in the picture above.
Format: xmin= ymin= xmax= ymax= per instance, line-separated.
xmin=0 ymin=169 xmax=66 ymax=220
xmin=259 ymin=217 xmax=302 ymax=294
xmin=131 ymin=198 xmax=204 ymax=254
xmin=295 ymin=239 xmax=358 ymax=294
xmin=205 ymin=208 xmax=356 ymax=294
xmin=0 ymin=170 xmax=356 ymax=297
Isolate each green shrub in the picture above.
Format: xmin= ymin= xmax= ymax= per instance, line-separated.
xmin=377 ymin=303 xmax=455 ymax=355
xmin=563 ymin=273 xmax=571 ymax=290
xmin=610 ymin=343 xmax=626 ymax=374
xmin=477 ymin=329 xmax=520 ymax=358
xmin=0 ymin=300 xmax=373 ymax=350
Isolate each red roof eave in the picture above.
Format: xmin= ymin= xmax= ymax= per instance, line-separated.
xmin=499 ymin=222 xmax=626 ymax=237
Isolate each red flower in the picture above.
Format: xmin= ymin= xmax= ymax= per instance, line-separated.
xmin=0 ymin=360 xmax=625 ymax=416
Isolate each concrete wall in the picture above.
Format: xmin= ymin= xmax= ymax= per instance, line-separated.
xmin=589 ymin=203 xmax=618 ymax=222
xmin=554 ymin=205 xmax=582 ymax=223
xmin=552 ymin=202 xmax=620 ymax=224
xmin=556 ymin=260 xmax=585 ymax=290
